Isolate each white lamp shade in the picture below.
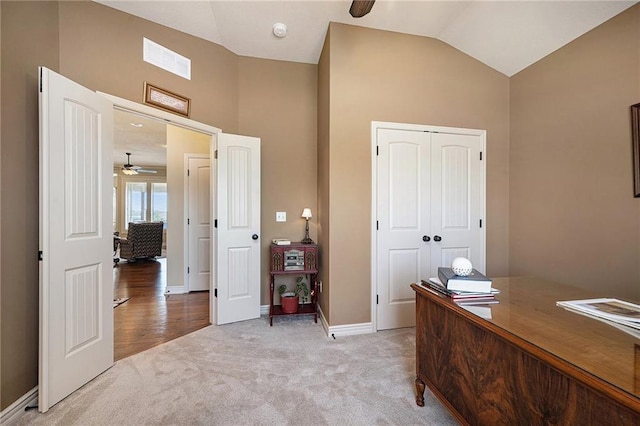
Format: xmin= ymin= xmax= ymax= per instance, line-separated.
xmin=301 ymin=208 xmax=312 ymax=219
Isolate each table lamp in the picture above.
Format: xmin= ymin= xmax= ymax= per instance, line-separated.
xmin=301 ymin=208 xmax=314 ymax=244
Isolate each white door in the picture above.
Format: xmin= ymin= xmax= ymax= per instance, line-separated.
xmin=430 ymin=132 xmax=485 ymax=270
xmin=375 ymin=126 xmax=485 ymax=330
xmin=216 ymin=133 xmax=261 ymax=324
xmin=38 ymin=67 xmax=114 ymax=412
xmin=187 ymin=156 xmax=211 ymax=292
xmin=376 ymin=129 xmax=431 ymax=330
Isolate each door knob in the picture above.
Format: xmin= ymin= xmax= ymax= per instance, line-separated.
xmin=422 ymin=235 xmax=431 ymax=242
xmin=252 ymin=234 xmax=259 ymax=240
xmin=433 ymin=235 xmax=442 ymax=242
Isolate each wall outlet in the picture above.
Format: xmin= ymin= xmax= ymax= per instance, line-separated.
xmin=276 ymin=211 xmax=286 ymax=222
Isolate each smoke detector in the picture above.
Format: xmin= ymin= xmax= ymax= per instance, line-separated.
xmin=273 ymin=23 xmax=287 ymax=38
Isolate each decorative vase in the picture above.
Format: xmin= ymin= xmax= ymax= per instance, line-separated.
xmin=281 ymin=295 xmax=299 ymax=314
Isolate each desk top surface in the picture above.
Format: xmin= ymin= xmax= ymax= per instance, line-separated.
xmin=414 ymin=276 xmax=640 ymax=402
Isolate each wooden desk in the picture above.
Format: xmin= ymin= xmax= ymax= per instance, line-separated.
xmin=412 ymin=277 xmax=640 ymax=425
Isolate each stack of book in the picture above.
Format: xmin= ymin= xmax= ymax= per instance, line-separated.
xmin=438 ymin=267 xmax=493 ymax=293
xmin=556 ymin=298 xmax=640 ymax=339
xmin=421 ymin=267 xmax=498 ymax=305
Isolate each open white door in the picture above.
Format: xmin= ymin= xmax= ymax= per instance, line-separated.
xmin=216 ymin=133 xmax=261 ymax=324
xmin=38 ymin=67 xmax=114 ymax=412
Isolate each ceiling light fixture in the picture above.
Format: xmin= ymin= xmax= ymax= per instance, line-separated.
xmin=273 ymin=23 xmax=287 ymax=38
xmin=349 ymin=0 xmax=375 ymax=18
xmin=130 ymin=122 xmax=143 ymax=128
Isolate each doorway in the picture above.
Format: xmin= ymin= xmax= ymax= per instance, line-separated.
xmin=40 ymin=69 xmax=262 ymax=411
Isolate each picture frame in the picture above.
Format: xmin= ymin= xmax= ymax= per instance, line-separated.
xmin=632 ymin=103 xmax=640 ymax=197
xmin=143 ymin=82 xmax=190 ymax=117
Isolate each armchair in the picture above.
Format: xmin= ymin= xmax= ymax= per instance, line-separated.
xmin=118 ymin=221 xmax=164 ymax=261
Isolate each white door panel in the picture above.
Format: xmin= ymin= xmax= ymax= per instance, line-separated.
xmin=376 ymin=129 xmax=430 ymax=330
xmin=188 ymin=157 xmax=211 ymax=292
xmin=375 ymin=125 xmax=485 ymax=330
xmin=430 ymin=133 xmax=485 ymax=272
xmin=39 ymin=67 xmax=113 ymax=412
xmin=217 ymin=133 xmax=261 ymax=324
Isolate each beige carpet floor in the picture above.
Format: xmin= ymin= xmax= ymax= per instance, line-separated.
xmin=17 ymin=317 xmax=456 ymax=425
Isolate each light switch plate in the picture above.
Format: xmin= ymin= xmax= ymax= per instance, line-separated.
xmin=276 ymin=212 xmax=286 ymax=222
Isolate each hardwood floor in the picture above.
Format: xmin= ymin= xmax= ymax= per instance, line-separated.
xmin=113 ymin=258 xmax=210 ymax=361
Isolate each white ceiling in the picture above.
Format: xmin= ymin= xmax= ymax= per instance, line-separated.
xmin=95 ymin=0 xmax=637 ymax=77
xmin=114 ymin=109 xmax=167 ymax=168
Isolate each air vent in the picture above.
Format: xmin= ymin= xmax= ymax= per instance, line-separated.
xmin=143 ymin=37 xmax=191 ymax=80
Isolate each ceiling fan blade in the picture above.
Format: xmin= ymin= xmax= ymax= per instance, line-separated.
xmin=136 ymin=169 xmax=157 ymax=174
xmin=350 ymin=0 xmax=375 ymax=18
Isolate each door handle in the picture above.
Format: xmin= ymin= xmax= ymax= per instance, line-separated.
xmin=433 ymin=235 xmax=442 ymax=242
xmin=422 ymin=235 xmax=431 ymax=242
xmin=252 ymin=234 xmax=259 ymax=240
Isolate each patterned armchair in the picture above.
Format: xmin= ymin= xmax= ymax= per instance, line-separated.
xmin=118 ymin=222 xmax=164 ymax=261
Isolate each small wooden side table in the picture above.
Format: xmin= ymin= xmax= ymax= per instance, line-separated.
xmin=269 ymin=242 xmax=318 ymax=326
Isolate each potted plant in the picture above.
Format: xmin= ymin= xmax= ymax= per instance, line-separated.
xmin=278 ymin=277 xmax=310 ymax=314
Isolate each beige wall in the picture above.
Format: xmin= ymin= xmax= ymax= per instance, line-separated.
xmin=323 ymin=23 xmax=511 ymax=325
xmin=0 ymin=1 xmax=60 ymax=410
xmin=237 ymin=56 xmax=318 ymax=304
xmin=317 ymin=33 xmax=331 ymax=321
xmin=57 ymin=1 xmax=239 ymax=133
xmin=510 ymin=5 xmax=640 ymax=300
xmin=166 ymin=126 xmax=211 ymax=288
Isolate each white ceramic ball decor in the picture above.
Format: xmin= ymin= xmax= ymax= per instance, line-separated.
xmin=451 ymin=257 xmax=473 ymax=276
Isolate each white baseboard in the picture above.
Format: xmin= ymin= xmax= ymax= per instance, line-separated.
xmin=164 ymin=285 xmax=186 ymax=294
xmin=318 ymin=305 xmax=330 ymax=336
xmin=317 ymin=305 xmax=374 ymax=338
xmin=326 ymin=320 xmax=374 ymax=338
xmin=1 ymin=386 xmax=38 ymax=425
xmin=260 ymin=304 xmax=373 ymax=338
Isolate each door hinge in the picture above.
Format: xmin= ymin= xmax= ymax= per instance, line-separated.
xmin=214 ymin=150 xmax=218 ymax=159
xmin=39 ymin=68 xmax=43 ymax=93
xmin=480 ymin=219 xmax=483 ymax=228
xmin=214 ymin=288 xmax=218 ymax=298
xmin=376 ymin=294 xmax=379 ymax=305
xmin=376 ymin=220 xmax=379 ymax=230
xmin=480 ymin=152 xmax=483 ymax=161
xmin=187 ymin=169 xmax=190 ymax=176
xmin=187 ymin=267 xmax=190 ymax=274
xmin=187 ymin=218 xmax=190 ymax=225
xmin=38 ymin=251 xmax=43 ymax=261
xmin=214 ymin=219 xmax=218 ymax=228
xmin=376 ymin=146 xmax=379 ymax=156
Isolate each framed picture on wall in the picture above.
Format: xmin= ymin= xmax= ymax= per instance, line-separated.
xmin=143 ymin=82 xmax=190 ymax=117
xmin=632 ymin=103 xmax=640 ymax=197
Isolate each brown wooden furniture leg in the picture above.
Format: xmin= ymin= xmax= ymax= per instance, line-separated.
xmin=415 ymin=377 xmax=425 ymax=407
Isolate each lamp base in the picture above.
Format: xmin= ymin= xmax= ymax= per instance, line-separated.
xmin=301 ymin=237 xmax=314 ymax=244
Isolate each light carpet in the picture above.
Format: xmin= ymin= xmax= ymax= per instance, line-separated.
xmin=17 ymin=317 xmax=456 ymax=425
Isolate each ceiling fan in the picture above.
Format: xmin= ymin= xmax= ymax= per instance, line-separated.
xmin=121 ymin=152 xmax=157 ymax=175
xmin=349 ymin=0 xmax=375 ymax=18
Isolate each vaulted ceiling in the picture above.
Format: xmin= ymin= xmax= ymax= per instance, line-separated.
xmin=96 ymin=0 xmax=637 ymax=77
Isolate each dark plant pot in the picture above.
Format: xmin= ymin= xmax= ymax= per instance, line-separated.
xmin=281 ymin=295 xmax=299 ymax=314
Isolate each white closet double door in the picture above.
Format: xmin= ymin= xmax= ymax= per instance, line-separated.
xmin=375 ymin=126 xmax=486 ymax=330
